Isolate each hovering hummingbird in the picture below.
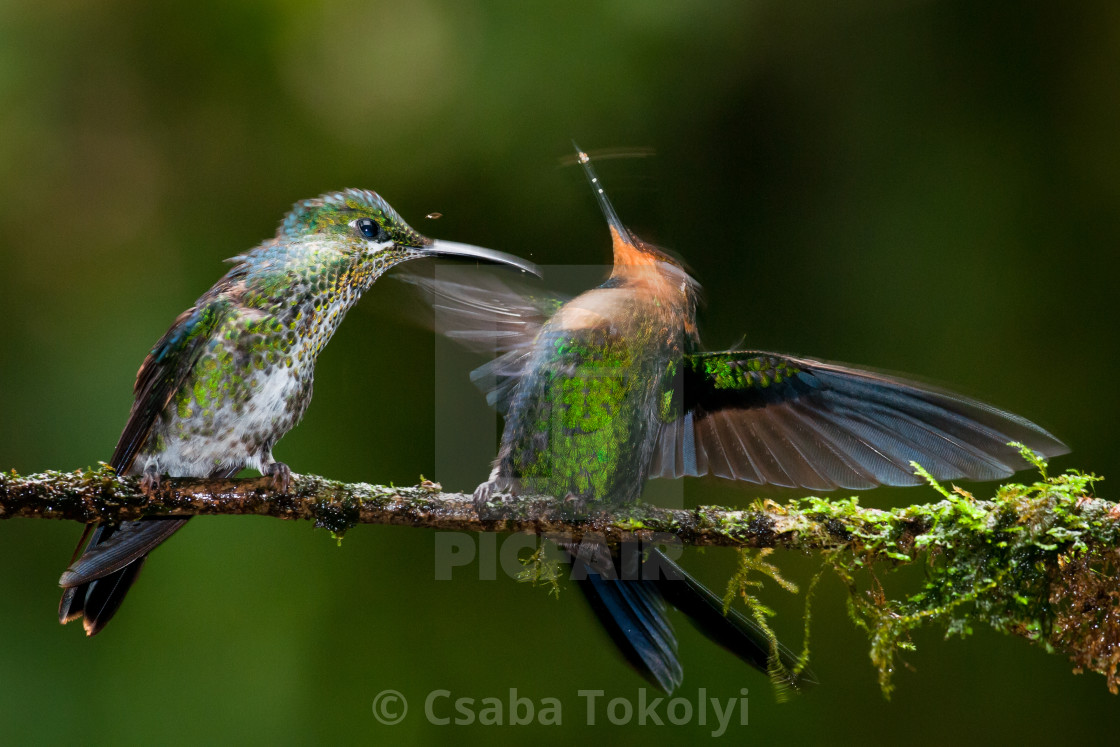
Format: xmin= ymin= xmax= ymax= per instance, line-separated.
xmin=417 ymin=147 xmax=1068 ymax=693
xmin=58 ymin=189 xmax=537 ymax=636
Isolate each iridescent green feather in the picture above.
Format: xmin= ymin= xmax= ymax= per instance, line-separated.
xmin=691 ymin=352 xmax=802 ymax=390
xmin=505 ymin=326 xmax=668 ymax=503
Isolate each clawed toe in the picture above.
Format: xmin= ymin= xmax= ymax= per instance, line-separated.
xmin=564 ymin=493 xmax=590 ymax=514
xmin=267 ymin=462 xmax=292 ymax=493
xmin=472 ymin=478 xmax=521 ymax=513
xmin=472 ymin=481 xmax=497 ymax=512
xmin=140 ymin=466 xmax=162 ymax=496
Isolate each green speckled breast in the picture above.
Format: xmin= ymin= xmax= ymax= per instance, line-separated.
xmin=498 ymin=298 xmax=685 ymax=504
xmin=135 ymin=239 xmax=397 ymax=477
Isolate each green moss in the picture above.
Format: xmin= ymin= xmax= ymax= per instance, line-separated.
xmin=517 ymin=544 xmax=562 ymax=598
xmin=722 ymin=547 xmax=806 ymax=699
xmin=791 ymin=445 xmax=1115 ymax=696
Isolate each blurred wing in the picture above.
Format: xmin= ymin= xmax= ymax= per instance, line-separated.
xmin=110 ymin=302 xmax=226 ymax=473
xmin=399 ymin=270 xmax=567 ymax=414
xmin=650 ymin=351 xmax=1068 ymax=490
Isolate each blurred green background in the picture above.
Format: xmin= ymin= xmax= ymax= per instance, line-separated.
xmin=1 ymin=0 xmax=1117 ymax=743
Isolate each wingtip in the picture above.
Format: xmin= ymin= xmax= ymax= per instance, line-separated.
xmin=1040 ymin=435 xmax=1072 ymax=459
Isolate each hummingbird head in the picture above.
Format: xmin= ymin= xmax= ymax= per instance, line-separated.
xmin=278 ymin=188 xmax=538 ymax=276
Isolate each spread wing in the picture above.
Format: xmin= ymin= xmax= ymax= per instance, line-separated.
xmin=650 ymin=351 xmax=1068 ymax=490
xmin=110 ymin=302 xmax=227 ymax=473
xmin=399 ymin=270 xmax=566 ymax=414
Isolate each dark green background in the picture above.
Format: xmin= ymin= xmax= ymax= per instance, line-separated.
xmin=0 ymin=1 xmax=1116 ymax=743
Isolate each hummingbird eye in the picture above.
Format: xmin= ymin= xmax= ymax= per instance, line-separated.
xmin=355 ymin=218 xmax=381 ymax=240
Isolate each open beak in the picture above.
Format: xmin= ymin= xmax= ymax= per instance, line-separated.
xmin=422 ymin=239 xmax=540 ymax=277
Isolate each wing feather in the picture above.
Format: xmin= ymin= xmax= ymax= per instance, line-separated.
xmin=653 ymin=351 xmax=1067 ymax=489
xmin=110 ymin=302 xmax=227 ymax=474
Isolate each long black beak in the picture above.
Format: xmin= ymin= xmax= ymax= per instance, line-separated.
xmin=572 ymin=141 xmax=632 ymax=244
xmin=422 ymin=239 xmax=540 ymax=277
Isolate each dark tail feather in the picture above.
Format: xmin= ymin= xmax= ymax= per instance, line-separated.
xmin=58 ymin=465 xmax=242 ymax=635
xmin=650 ymin=549 xmax=816 ymax=690
xmin=59 ymin=555 xmax=149 ymax=636
xmin=58 ymin=518 xmax=190 ymax=636
xmin=573 ymin=546 xmax=815 ymax=694
xmin=66 ymin=523 xmax=95 ymax=566
xmin=81 ymin=559 xmax=147 ymax=635
xmin=60 ymin=519 xmax=189 ymax=588
xmin=58 ymin=522 xmax=114 ymax=625
xmin=576 ymin=564 xmax=684 ymax=693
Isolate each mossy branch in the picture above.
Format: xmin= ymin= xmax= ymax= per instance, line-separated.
xmin=0 ymin=464 xmax=911 ymax=544
xmin=1 ymin=455 xmax=1117 ymax=695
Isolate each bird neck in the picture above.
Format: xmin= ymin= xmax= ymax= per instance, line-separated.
xmin=605 ymin=231 xmax=700 ymax=340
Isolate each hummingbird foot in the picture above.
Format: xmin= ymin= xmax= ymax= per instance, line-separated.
xmin=266 ymin=461 xmax=292 ymax=493
xmin=139 ymin=465 xmax=162 ymax=496
xmin=472 ymin=471 xmax=519 ymax=513
xmin=563 ymin=493 xmax=590 ymax=514
xmin=472 ymin=480 xmax=499 ymax=511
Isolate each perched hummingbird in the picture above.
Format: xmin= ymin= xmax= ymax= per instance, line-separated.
xmin=59 ymin=189 xmax=537 ymax=636
xmin=419 ymin=148 xmax=1068 ymax=693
